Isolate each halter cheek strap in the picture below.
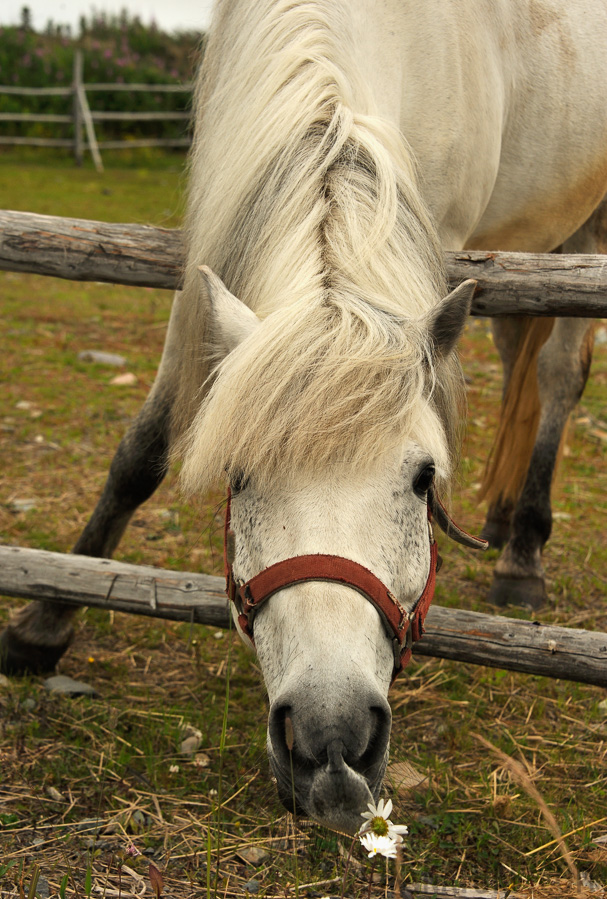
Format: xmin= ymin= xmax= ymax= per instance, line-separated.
xmin=223 ymin=490 xmax=441 ymax=680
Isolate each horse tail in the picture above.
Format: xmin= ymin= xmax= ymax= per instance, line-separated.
xmin=478 ymin=317 xmax=555 ymax=508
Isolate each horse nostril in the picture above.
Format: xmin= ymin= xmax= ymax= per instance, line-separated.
xmin=269 ymin=703 xmax=295 ymax=763
xmin=269 ymin=693 xmax=391 ymax=780
xmin=359 ymin=704 xmax=392 ymax=774
xmin=285 ymin=714 xmax=294 ymax=752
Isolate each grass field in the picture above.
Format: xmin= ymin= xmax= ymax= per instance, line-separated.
xmin=1 ymin=151 xmax=606 ymax=899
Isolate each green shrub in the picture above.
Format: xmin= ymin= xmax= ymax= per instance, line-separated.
xmin=0 ymin=10 xmax=205 ymax=141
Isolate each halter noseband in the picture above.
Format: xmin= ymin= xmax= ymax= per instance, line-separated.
xmin=224 ymin=487 xmax=487 ymax=682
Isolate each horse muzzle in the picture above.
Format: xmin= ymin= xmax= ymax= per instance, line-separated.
xmin=267 ymin=686 xmax=392 ymax=834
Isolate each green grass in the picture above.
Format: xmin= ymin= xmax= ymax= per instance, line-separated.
xmin=1 ymin=151 xmax=607 ymax=898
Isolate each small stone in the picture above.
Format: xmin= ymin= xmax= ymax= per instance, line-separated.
xmin=36 ymin=875 xmax=50 ymax=899
xmin=194 ymin=752 xmax=211 ymax=768
xmin=15 ymin=400 xmax=32 ymax=410
xmin=387 ymin=760 xmax=429 ymax=795
xmin=43 ymin=675 xmax=99 ymax=697
xmin=10 ymin=498 xmax=38 ymax=513
xmin=580 ymin=870 xmax=603 ymax=891
xmin=181 ymin=724 xmax=203 ymax=740
xmin=244 ymin=879 xmax=260 ymax=893
xmin=74 ymin=818 xmax=105 ymax=833
xmin=21 ymin=698 xmax=37 ymax=712
xmin=78 ymin=350 xmax=126 ymax=366
xmin=0 ymin=674 xmax=10 ymax=689
xmin=128 ymin=809 xmax=148 ymax=833
xmin=109 ymin=372 xmax=137 ymax=386
xmin=83 ymin=837 xmax=110 ymax=850
xmin=238 ymin=846 xmax=269 ymax=867
xmin=46 ymin=786 xmax=64 ymax=802
xmin=180 ymin=734 xmax=202 ymax=755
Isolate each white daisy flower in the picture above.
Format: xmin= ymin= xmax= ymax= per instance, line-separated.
xmin=359 ymin=832 xmax=399 ymax=859
xmin=359 ymin=798 xmax=409 ymax=843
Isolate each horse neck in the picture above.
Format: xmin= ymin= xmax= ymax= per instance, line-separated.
xmin=184 ymin=0 xmax=445 ymax=320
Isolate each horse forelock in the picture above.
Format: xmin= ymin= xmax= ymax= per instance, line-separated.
xmin=176 ymin=0 xmax=465 ymax=493
xmin=180 ymin=294 xmax=460 ymax=496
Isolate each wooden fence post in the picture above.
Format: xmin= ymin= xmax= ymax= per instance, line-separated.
xmin=72 ymin=50 xmax=84 ymax=166
xmin=75 ymin=60 xmax=104 ymax=174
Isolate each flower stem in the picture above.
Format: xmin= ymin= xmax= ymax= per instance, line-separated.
xmin=367 ymin=857 xmax=377 ymax=899
xmin=340 ymin=835 xmax=357 ymax=899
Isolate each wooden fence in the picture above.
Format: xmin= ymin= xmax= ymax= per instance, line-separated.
xmin=0 ymin=210 xmax=606 ymax=687
xmin=1 ymin=544 xmax=606 ymax=687
xmin=1 ymin=208 xmax=607 ymax=316
xmin=0 ymin=51 xmax=192 ymax=172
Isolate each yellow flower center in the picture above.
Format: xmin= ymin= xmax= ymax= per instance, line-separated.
xmin=371 ymin=816 xmax=388 ymax=836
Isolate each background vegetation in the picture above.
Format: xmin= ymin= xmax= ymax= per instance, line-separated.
xmin=0 ymin=8 xmax=203 ymax=142
xmin=0 ymin=151 xmax=606 ymax=898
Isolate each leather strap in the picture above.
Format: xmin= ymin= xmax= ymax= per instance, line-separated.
xmin=224 ymin=490 xmax=440 ymax=679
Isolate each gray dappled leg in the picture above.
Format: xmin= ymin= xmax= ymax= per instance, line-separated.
xmin=0 ymin=386 xmax=173 ymax=675
xmin=487 ymin=200 xmax=605 ymax=608
xmin=481 ymin=316 xmax=528 ymax=549
xmin=489 ymin=317 xmax=594 ymax=609
xmin=0 ymin=292 xmax=189 ymax=675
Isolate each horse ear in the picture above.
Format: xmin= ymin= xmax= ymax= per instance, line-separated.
xmin=426 ymin=279 xmax=476 ymax=356
xmin=198 ymin=265 xmax=261 ymax=355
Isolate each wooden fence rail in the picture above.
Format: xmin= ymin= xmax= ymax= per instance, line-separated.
xmin=1 ymin=208 xmax=607 ymax=316
xmin=0 ymin=51 xmax=192 ymax=170
xmin=0 ymin=546 xmax=607 ymax=687
xmin=1 ymin=544 xmax=606 ymax=687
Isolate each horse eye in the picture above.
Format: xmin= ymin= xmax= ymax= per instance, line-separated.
xmin=413 ymin=463 xmax=435 ymax=499
xmin=230 ymin=471 xmax=249 ymax=494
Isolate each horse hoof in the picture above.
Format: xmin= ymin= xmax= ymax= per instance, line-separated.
xmin=487 ymin=575 xmax=547 ymax=611
xmin=0 ymin=626 xmax=73 ymax=676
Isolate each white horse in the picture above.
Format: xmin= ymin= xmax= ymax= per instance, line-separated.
xmin=3 ymin=0 xmax=607 ymax=835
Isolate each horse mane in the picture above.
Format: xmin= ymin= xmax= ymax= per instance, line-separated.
xmin=175 ymin=0 xmax=465 ymax=494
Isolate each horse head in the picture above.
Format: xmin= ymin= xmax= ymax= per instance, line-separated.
xmin=181 ymin=267 xmax=475 ymax=834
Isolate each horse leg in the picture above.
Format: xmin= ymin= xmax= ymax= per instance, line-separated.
xmin=488 ymin=316 xmax=594 ymax=608
xmin=0 ymin=291 xmax=190 ymax=675
xmin=481 ymin=316 xmax=532 ymax=548
xmin=483 ymin=202 xmax=606 ymax=608
xmin=480 ymin=316 xmax=555 ymax=549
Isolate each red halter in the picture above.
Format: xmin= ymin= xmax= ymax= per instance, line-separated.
xmin=223 ymin=489 xmax=441 ymax=681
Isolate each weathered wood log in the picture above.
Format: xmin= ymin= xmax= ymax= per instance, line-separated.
xmin=0 ymin=85 xmax=72 ymax=97
xmin=0 ymin=210 xmax=183 ymax=290
xmin=449 ymin=250 xmax=607 ymax=316
xmin=90 ymin=111 xmax=190 ymax=121
xmin=0 ymin=545 xmax=229 ymax=628
xmin=1 ymin=545 xmax=606 ymax=687
xmin=1 ymin=209 xmax=607 ymax=316
xmin=407 ymin=886 xmax=515 ymax=899
xmin=0 ymin=113 xmax=73 ymax=123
